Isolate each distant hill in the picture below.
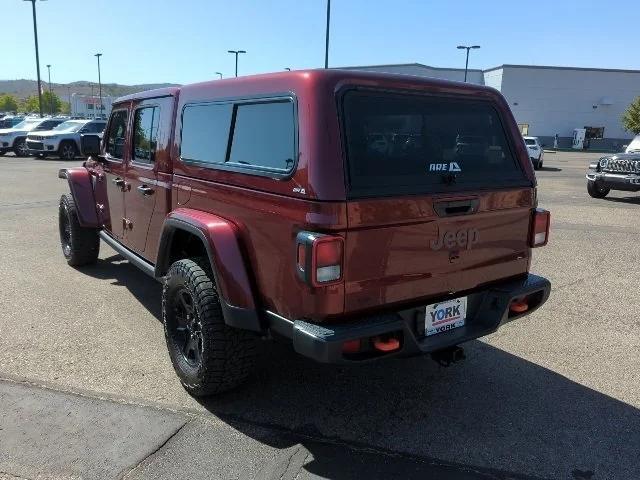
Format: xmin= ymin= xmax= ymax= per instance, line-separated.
xmin=0 ymin=79 xmax=180 ymax=101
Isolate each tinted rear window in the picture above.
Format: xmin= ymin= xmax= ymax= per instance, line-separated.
xmin=342 ymin=91 xmax=526 ymax=197
xmin=524 ymin=139 xmax=536 ymax=145
xmin=181 ymin=103 xmax=232 ymax=165
xmin=228 ymin=101 xmax=295 ymax=171
xmin=181 ymin=98 xmax=296 ymax=175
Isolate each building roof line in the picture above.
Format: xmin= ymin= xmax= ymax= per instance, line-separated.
xmin=336 ymin=62 xmax=484 ymax=73
xmin=483 ymin=64 xmax=640 ymax=74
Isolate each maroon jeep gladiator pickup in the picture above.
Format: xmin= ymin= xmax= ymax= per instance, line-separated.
xmin=58 ymin=69 xmax=551 ymax=396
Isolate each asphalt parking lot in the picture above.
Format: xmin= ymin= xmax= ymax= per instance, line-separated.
xmin=0 ymin=151 xmax=639 ymax=480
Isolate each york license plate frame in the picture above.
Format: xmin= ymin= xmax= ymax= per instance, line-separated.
xmin=425 ymin=297 xmax=467 ymax=337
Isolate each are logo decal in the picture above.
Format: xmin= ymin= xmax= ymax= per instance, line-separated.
xmin=429 ymin=162 xmax=462 ymax=173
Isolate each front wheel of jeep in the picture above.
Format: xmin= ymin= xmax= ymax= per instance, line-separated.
xmin=58 ymin=194 xmax=100 ymax=266
xmin=587 ymin=180 xmax=610 ymax=199
xmin=162 ymin=257 xmax=258 ymax=396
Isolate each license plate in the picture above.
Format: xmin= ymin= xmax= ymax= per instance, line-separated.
xmin=425 ymin=297 xmax=467 ymax=336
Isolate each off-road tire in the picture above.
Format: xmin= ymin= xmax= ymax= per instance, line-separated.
xmin=58 ymin=194 xmax=100 ymax=266
xmin=162 ymin=257 xmax=257 ymax=396
xmin=587 ymin=180 xmax=610 ymax=199
xmin=13 ymin=138 xmax=28 ymax=157
xmin=59 ymin=141 xmax=78 ymax=160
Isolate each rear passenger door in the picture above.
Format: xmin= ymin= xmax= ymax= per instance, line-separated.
xmin=102 ymin=108 xmax=129 ymax=240
xmin=123 ymin=97 xmax=173 ymax=258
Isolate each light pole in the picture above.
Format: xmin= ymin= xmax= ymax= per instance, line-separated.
xmin=24 ymin=0 xmax=45 ymax=117
xmin=324 ymin=0 xmax=330 ymax=68
xmin=67 ymin=85 xmax=71 ymax=115
xmin=284 ymin=67 xmax=291 ymax=71
xmin=227 ymin=50 xmax=246 ymax=77
xmin=457 ymin=45 xmax=480 ymax=82
xmin=94 ymin=53 xmax=103 ymax=118
xmin=215 ymin=72 xmax=223 ymax=79
xmin=46 ymin=64 xmax=53 ymax=114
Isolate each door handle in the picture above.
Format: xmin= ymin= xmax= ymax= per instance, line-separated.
xmin=112 ymin=177 xmax=125 ymax=187
xmin=433 ymin=199 xmax=480 ymax=217
xmin=137 ymin=185 xmax=155 ymax=196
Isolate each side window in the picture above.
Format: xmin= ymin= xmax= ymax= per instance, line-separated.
xmin=132 ymin=107 xmax=159 ymax=162
xmin=83 ymin=123 xmax=103 ymax=134
xmin=228 ymin=101 xmax=295 ymax=171
xmin=181 ymin=103 xmax=232 ymax=164
xmin=106 ymin=110 xmax=128 ymax=159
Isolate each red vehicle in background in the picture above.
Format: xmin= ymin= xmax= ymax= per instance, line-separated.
xmin=58 ymin=70 xmax=551 ymax=395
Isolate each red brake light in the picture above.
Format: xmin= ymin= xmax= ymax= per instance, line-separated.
xmin=312 ymin=237 xmax=343 ymax=285
xmin=295 ymin=232 xmax=344 ymax=286
xmin=315 ymin=239 xmax=342 ymax=267
xmin=530 ymin=208 xmax=550 ymax=247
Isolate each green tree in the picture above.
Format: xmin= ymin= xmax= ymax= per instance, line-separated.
xmin=622 ymin=96 xmax=640 ymax=135
xmin=21 ymin=91 xmax=63 ymax=114
xmin=0 ymin=94 xmax=19 ymax=112
xmin=60 ymin=101 xmax=70 ymax=114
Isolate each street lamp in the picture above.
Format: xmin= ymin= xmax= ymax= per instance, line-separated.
xmin=284 ymin=67 xmax=291 ymax=71
xmin=227 ymin=50 xmax=246 ymax=77
xmin=24 ymin=0 xmax=46 ymax=117
xmin=215 ymin=72 xmax=223 ymax=79
xmin=46 ymin=64 xmax=53 ymax=114
xmin=94 ymin=53 xmax=103 ymax=118
xmin=324 ymin=0 xmax=330 ymax=68
xmin=67 ymin=85 xmax=71 ymax=116
xmin=456 ymin=45 xmax=480 ymax=82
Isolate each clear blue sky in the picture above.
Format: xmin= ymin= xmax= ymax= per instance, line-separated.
xmin=2 ymin=0 xmax=636 ymax=85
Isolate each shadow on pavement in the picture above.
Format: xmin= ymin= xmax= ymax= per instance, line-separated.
xmin=603 ymin=195 xmax=640 ymax=205
xmin=77 ymin=254 xmax=640 ymax=479
xmin=538 ymin=166 xmax=562 ymax=172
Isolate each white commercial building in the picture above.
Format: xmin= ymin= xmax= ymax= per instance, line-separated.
xmin=70 ymin=93 xmax=113 ymax=119
xmin=343 ymin=63 xmax=640 ymax=151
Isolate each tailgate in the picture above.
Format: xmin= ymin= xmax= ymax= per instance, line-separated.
xmin=344 ymin=189 xmax=534 ymax=313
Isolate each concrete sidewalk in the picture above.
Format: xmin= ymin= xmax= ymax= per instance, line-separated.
xmin=0 ymin=379 xmax=537 ymax=480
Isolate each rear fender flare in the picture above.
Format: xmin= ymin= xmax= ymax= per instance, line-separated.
xmin=58 ymin=168 xmax=101 ymax=228
xmin=155 ymin=208 xmax=262 ymax=333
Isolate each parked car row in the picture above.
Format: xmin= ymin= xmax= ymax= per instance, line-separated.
xmin=0 ymin=116 xmax=106 ymax=159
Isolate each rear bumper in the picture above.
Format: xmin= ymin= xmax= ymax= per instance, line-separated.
xmin=267 ymin=273 xmax=550 ymax=364
xmin=586 ymin=171 xmax=640 ymax=191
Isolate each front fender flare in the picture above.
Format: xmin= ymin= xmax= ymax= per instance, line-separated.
xmin=155 ymin=208 xmax=262 ymax=333
xmin=58 ymin=168 xmax=101 ymax=228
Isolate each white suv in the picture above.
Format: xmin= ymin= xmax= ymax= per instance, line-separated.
xmin=26 ymin=119 xmax=106 ymax=159
xmin=524 ymin=136 xmax=544 ymax=170
xmin=0 ymin=117 xmax=66 ymax=156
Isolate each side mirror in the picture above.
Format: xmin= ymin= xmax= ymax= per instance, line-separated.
xmin=81 ymin=134 xmax=101 ymax=157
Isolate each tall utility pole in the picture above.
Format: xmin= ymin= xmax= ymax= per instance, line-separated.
xmin=95 ymin=53 xmax=103 ymax=117
xmin=324 ymin=0 xmax=331 ymax=68
xmin=46 ymin=64 xmax=52 ymax=114
xmin=215 ymin=72 xmax=223 ymax=79
xmin=67 ymin=85 xmax=72 ymax=116
xmin=456 ymin=45 xmax=480 ymax=82
xmin=25 ymin=0 xmax=44 ymax=117
xmin=227 ymin=50 xmax=246 ymax=77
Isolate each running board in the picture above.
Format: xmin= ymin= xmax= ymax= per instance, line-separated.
xmin=98 ymin=231 xmax=157 ymax=280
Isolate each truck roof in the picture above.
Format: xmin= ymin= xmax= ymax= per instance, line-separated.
xmin=113 ymin=69 xmax=501 ymax=105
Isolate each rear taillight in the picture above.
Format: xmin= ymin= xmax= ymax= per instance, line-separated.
xmin=296 ymin=232 xmax=344 ymax=286
xmin=530 ymin=208 xmax=550 ymax=247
